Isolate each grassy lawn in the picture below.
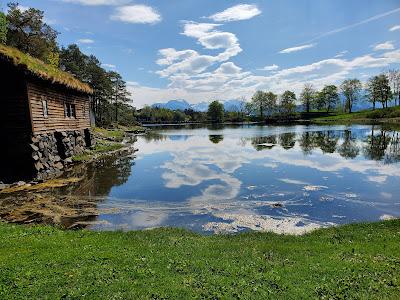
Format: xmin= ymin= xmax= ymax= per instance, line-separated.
xmin=93 ymin=127 xmax=125 ymax=142
xmin=72 ymin=139 xmax=124 ymax=162
xmin=0 ymin=220 xmax=399 ymax=299
xmin=311 ymin=106 xmax=400 ymax=122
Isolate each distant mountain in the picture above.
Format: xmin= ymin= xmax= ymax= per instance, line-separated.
xmin=223 ymin=99 xmax=246 ymax=112
xmin=191 ymin=102 xmax=209 ymax=112
xmin=152 ymin=99 xmax=191 ymax=111
xmin=152 ymin=99 xmax=246 ymax=112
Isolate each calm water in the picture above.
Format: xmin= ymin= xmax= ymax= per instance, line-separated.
xmin=60 ymin=124 xmax=400 ymax=234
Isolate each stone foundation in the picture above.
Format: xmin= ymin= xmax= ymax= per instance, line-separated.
xmin=30 ymin=129 xmax=95 ymax=180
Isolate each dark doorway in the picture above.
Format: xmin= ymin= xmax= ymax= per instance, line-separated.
xmin=84 ymin=129 xmax=92 ymax=147
xmin=54 ymin=132 xmax=66 ymax=159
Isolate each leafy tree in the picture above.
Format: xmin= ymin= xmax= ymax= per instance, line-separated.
xmin=300 ymin=84 xmax=315 ymax=113
xmin=313 ymin=91 xmax=326 ymax=111
xmin=340 ymin=79 xmax=362 ymax=113
xmin=208 ymin=101 xmax=224 ymax=123
xmin=320 ymin=85 xmax=339 ymax=112
xmin=0 ymin=11 xmax=7 ymax=44
xmin=251 ymin=91 xmax=267 ymax=119
xmin=6 ymin=2 xmax=59 ymax=63
xmin=279 ymin=90 xmax=296 ymax=115
xmin=265 ymin=92 xmax=278 ymax=116
xmin=366 ymin=74 xmax=392 ymax=109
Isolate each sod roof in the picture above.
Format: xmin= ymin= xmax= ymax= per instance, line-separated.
xmin=0 ymin=44 xmax=93 ymax=94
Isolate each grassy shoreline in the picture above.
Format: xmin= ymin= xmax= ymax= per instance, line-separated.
xmin=0 ymin=220 xmax=399 ymax=299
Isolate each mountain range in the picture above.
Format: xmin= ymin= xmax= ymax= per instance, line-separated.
xmin=152 ymin=99 xmax=246 ymax=112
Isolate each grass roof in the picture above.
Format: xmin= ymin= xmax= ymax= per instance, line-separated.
xmin=0 ymin=44 xmax=93 ymax=94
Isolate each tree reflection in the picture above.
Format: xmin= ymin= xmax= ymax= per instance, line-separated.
xmin=363 ymin=127 xmax=390 ymax=161
xmin=299 ymin=132 xmax=316 ymax=155
xmin=61 ymin=151 xmax=134 ymax=196
xmin=209 ymin=135 xmax=224 ymax=144
xmin=338 ymin=130 xmax=360 ymax=159
xmin=250 ymin=135 xmax=277 ymax=151
xmin=279 ymin=132 xmax=296 ymax=149
xmin=316 ymin=131 xmax=339 ymax=153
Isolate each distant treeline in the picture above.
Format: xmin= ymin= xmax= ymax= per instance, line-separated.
xmin=138 ymin=71 xmax=400 ymax=124
xmin=0 ymin=3 xmax=133 ymax=127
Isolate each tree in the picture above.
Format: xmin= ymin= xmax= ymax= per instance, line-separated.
xmin=0 ymin=11 xmax=7 ymax=44
xmin=280 ymin=90 xmax=296 ymax=115
xmin=366 ymin=76 xmax=379 ymax=110
xmin=109 ymin=71 xmax=131 ymax=123
xmin=6 ymin=2 xmax=59 ymax=63
xmin=265 ymin=92 xmax=278 ymax=116
xmin=388 ymin=69 xmax=400 ymax=106
xmin=208 ymin=101 xmax=224 ymax=123
xmin=367 ymin=74 xmax=392 ymax=109
xmin=251 ymin=91 xmax=267 ymax=119
xmin=300 ymin=84 xmax=315 ymax=113
xmin=320 ymin=85 xmax=339 ymax=112
xmin=340 ymin=79 xmax=362 ymax=113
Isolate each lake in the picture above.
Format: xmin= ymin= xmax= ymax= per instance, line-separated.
xmin=49 ymin=124 xmax=400 ymax=233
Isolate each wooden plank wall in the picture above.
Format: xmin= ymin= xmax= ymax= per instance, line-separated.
xmin=27 ymin=81 xmax=91 ymax=135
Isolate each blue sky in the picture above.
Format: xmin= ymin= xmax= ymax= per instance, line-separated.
xmin=2 ymin=0 xmax=400 ymax=107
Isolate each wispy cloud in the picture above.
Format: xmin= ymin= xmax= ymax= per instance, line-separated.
xmin=334 ymin=50 xmax=348 ymax=58
xmin=208 ymin=4 xmax=261 ymax=22
xmin=101 ymin=63 xmax=116 ymax=69
xmin=373 ymin=41 xmax=395 ymax=51
xmin=62 ymin=0 xmax=128 ymax=5
xmin=308 ymin=7 xmax=400 ymax=42
xmin=77 ymin=38 xmax=94 ymax=44
xmin=258 ymin=64 xmax=279 ymax=71
xmin=389 ymin=25 xmax=400 ymax=32
xmin=279 ymin=44 xmax=315 ymax=54
xmin=111 ymin=5 xmax=161 ymax=24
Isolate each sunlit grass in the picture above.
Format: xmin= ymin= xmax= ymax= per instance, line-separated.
xmin=0 ymin=220 xmax=399 ymax=299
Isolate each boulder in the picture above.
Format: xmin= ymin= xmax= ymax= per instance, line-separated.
xmin=30 ymin=144 xmax=39 ymax=151
xmin=54 ymin=162 xmax=64 ymax=170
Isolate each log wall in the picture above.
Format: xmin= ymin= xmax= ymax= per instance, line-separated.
xmin=27 ymin=81 xmax=91 ymax=135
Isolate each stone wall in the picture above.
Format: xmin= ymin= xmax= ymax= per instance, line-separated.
xmin=30 ymin=129 xmax=95 ymax=180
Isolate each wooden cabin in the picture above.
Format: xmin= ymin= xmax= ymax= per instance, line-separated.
xmin=0 ymin=45 xmax=94 ymax=183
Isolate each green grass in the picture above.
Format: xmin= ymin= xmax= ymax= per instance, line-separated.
xmin=0 ymin=44 xmax=92 ymax=94
xmin=312 ymin=106 xmax=400 ymax=122
xmin=72 ymin=140 xmax=124 ymax=162
xmin=0 ymin=220 xmax=399 ymax=299
xmin=93 ymin=127 xmax=125 ymax=142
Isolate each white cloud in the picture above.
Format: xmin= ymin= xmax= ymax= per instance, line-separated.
xmin=111 ymin=5 xmax=161 ymax=24
xmin=77 ymin=38 xmax=94 ymax=44
xmin=216 ymin=62 xmax=242 ymax=74
xmin=101 ymin=63 xmax=116 ymax=69
xmin=389 ymin=25 xmax=400 ymax=32
xmin=209 ymin=4 xmax=261 ymax=22
xmin=279 ymin=44 xmax=316 ymax=54
xmin=334 ymin=50 xmax=348 ymax=58
xmin=373 ymin=41 xmax=395 ymax=51
xmin=259 ymin=64 xmax=279 ymax=71
xmin=62 ymin=0 xmax=127 ymax=5
xmin=156 ymin=22 xmax=242 ymax=78
xmin=182 ymin=22 xmax=221 ymax=38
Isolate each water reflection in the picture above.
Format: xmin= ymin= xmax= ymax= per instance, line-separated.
xmin=209 ymin=135 xmax=224 ymax=144
xmin=2 ymin=125 xmax=400 ymax=234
